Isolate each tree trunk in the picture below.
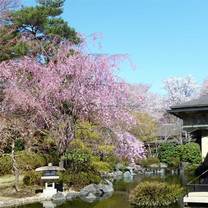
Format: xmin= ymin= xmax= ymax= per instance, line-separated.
xmin=11 ymin=140 xmax=19 ymax=192
xmin=155 ymin=140 xmax=158 ymax=157
xmin=148 ymin=144 xmax=152 ymax=157
xmin=24 ymin=133 xmax=32 ymax=152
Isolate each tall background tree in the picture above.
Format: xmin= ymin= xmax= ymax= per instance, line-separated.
xmin=0 ymin=0 xmax=19 ymax=17
xmin=163 ymin=75 xmax=198 ymax=107
xmin=200 ymin=79 xmax=208 ymax=95
xmin=161 ymin=75 xmax=199 ymax=124
xmin=0 ymin=0 xmax=81 ymax=62
xmin=126 ymin=83 xmax=163 ymax=121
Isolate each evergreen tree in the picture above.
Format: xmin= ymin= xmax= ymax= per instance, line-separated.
xmin=0 ymin=0 xmax=81 ymax=62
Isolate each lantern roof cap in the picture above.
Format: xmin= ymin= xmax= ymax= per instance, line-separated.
xmin=35 ymin=163 xmax=65 ymax=172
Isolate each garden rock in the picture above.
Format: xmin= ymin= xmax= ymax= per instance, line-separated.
xmin=123 ymin=171 xmax=133 ymax=178
xmin=116 ymin=170 xmax=123 ymax=175
xmin=123 ymin=171 xmax=133 ymax=182
xmin=81 ymin=193 xmax=97 ymax=203
xmin=79 ymin=180 xmax=114 ymax=203
xmin=79 ymin=184 xmax=102 ymax=198
xmin=98 ymin=180 xmax=114 ymax=195
xmin=103 ymin=170 xmax=123 ymax=180
xmin=66 ymin=192 xmax=79 ymax=201
xmin=125 ymin=167 xmax=135 ymax=175
xmin=128 ymin=163 xmax=143 ymax=173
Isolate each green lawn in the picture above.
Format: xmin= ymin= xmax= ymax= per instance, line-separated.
xmin=0 ymin=174 xmax=24 ymax=188
xmin=0 ymin=175 xmax=38 ymax=198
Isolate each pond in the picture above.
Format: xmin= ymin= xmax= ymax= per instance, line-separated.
xmin=17 ymin=173 xmax=186 ymax=208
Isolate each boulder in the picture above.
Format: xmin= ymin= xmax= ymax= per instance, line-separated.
xmin=97 ymin=180 xmax=114 ymax=195
xmin=113 ymin=170 xmax=123 ymax=179
xmin=125 ymin=167 xmax=135 ymax=176
xmin=128 ymin=163 xmax=143 ymax=173
xmin=79 ymin=184 xmax=102 ymax=198
xmin=66 ymin=192 xmax=79 ymax=201
xmin=104 ymin=170 xmax=123 ymax=180
xmin=81 ymin=193 xmax=97 ymax=203
xmin=123 ymin=171 xmax=133 ymax=178
xmin=79 ymin=180 xmax=114 ymax=203
xmin=99 ymin=191 xmax=113 ymax=200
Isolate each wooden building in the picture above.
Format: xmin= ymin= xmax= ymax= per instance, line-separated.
xmin=169 ymin=96 xmax=208 ymax=205
xmin=168 ymin=95 xmax=208 ymax=160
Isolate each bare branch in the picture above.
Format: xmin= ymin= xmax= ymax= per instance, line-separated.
xmin=0 ymin=0 xmax=19 ymax=18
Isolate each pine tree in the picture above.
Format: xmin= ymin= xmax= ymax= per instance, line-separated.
xmin=0 ymin=0 xmax=81 ymax=62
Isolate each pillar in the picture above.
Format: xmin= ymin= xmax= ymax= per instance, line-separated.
xmin=201 ymin=131 xmax=208 ymax=160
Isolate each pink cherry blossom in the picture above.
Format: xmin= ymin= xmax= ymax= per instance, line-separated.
xmin=0 ymin=44 xmax=145 ymax=160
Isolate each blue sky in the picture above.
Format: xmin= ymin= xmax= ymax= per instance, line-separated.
xmin=23 ymin=0 xmax=208 ymax=93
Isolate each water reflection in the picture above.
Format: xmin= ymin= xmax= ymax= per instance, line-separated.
xmin=42 ymin=201 xmax=56 ymax=208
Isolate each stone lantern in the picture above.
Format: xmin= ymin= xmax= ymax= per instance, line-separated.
xmin=35 ymin=163 xmax=65 ymax=197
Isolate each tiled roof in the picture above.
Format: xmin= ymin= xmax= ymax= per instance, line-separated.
xmin=171 ymin=95 xmax=208 ymax=109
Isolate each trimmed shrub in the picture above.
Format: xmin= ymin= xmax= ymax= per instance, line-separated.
xmin=158 ymin=142 xmax=201 ymax=167
xmin=158 ymin=143 xmax=180 ymax=166
xmin=16 ymin=151 xmax=46 ymax=171
xmin=0 ymin=155 xmax=12 ymax=175
xmin=139 ymin=157 xmax=160 ymax=168
xmin=61 ymin=148 xmax=102 ymax=189
xmin=168 ymin=157 xmax=180 ymax=169
xmin=14 ymin=139 xmax=25 ymax=151
xmin=63 ymin=149 xmax=92 ymax=172
xmin=103 ymin=154 xmax=120 ymax=170
xmin=43 ymin=152 xmax=60 ymax=166
xmin=23 ymin=170 xmax=41 ymax=186
xmin=0 ymin=151 xmax=46 ymax=176
xmin=2 ymin=139 xmax=25 ymax=154
xmin=181 ymin=143 xmax=201 ymax=164
xmin=92 ymin=159 xmax=112 ymax=173
xmin=184 ymin=163 xmax=199 ymax=178
xmin=59 ymin=171 xmax=101 ymax=189
xmin=129 ymin=181 xmax=184 ymax=207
